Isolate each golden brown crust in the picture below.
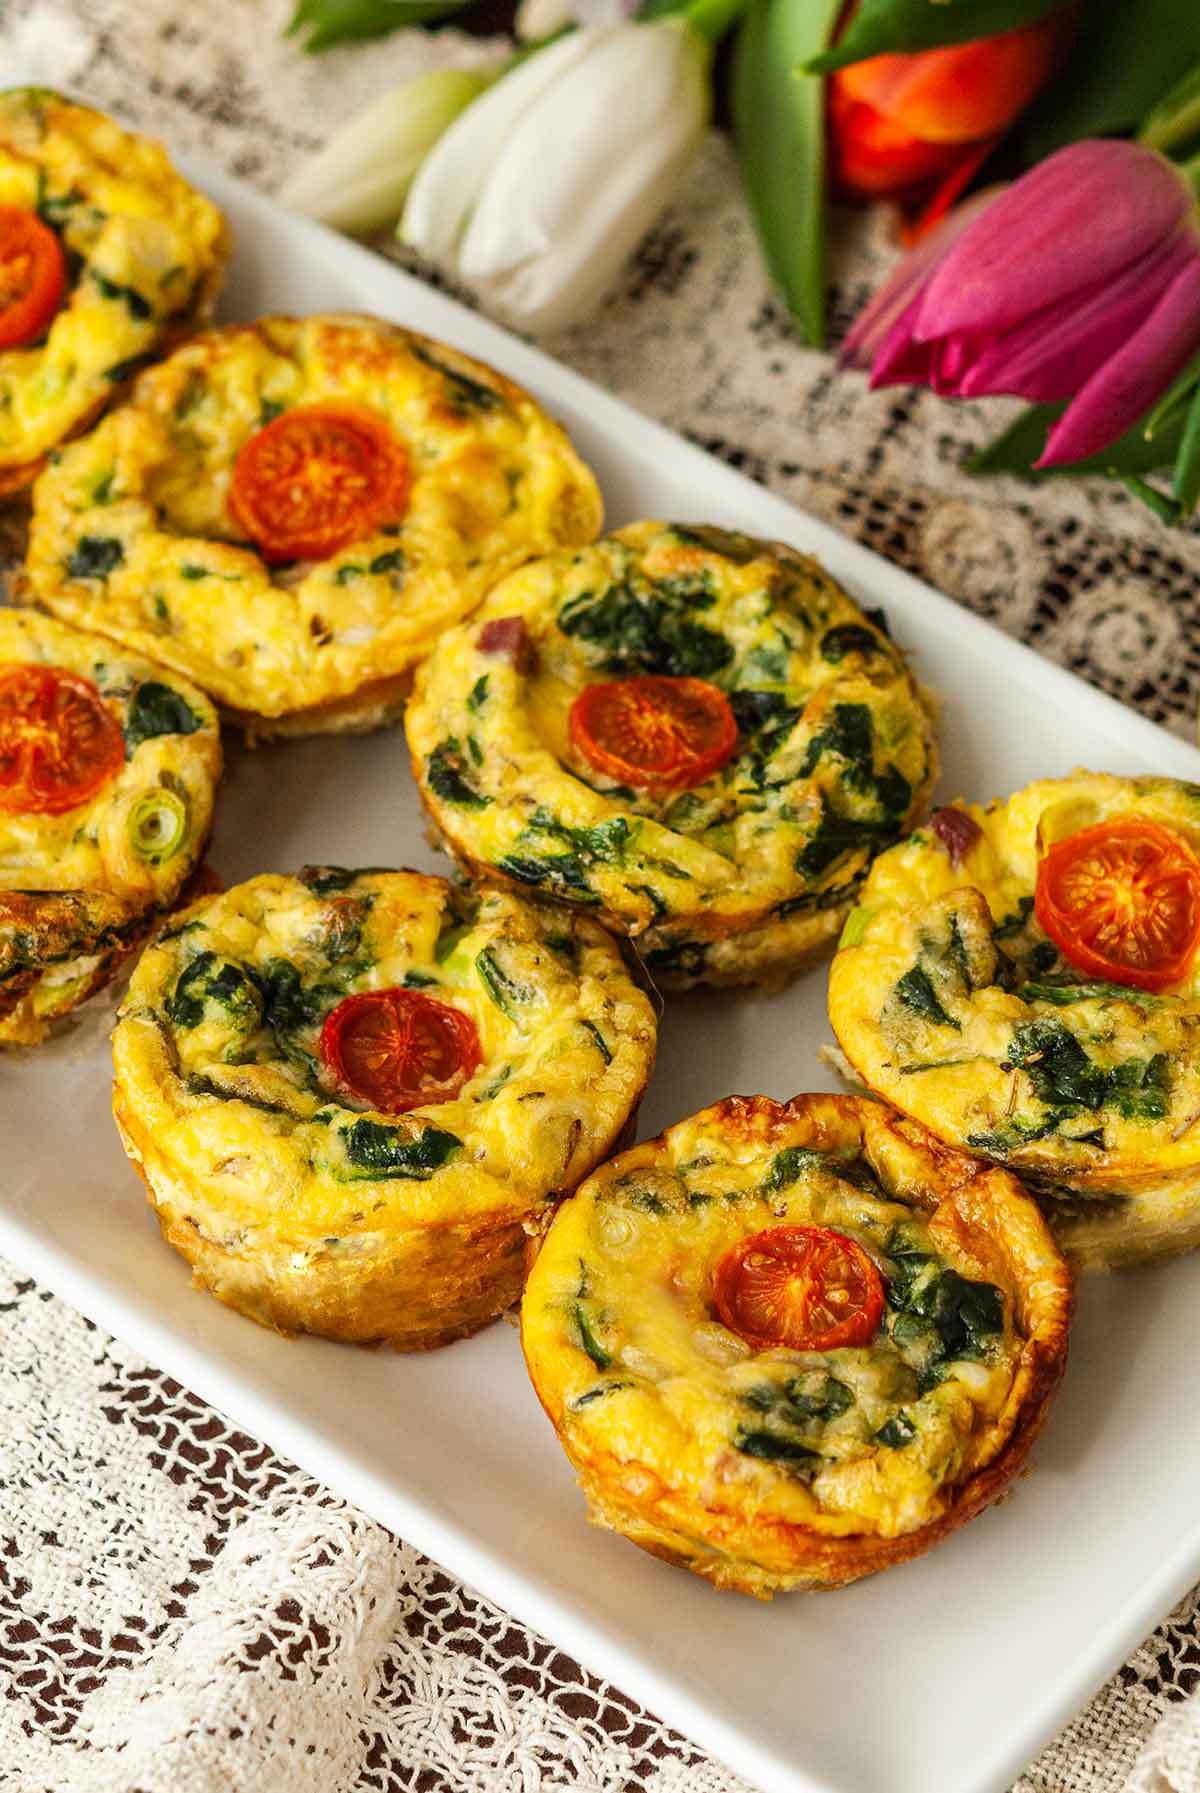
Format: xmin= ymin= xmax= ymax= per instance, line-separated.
xmin=115 ymin=1091 xmax=530 ymax=1349
xmin=0 ymin=460 xmax=46 ymax=503
xmin=230 ymin=670 xmax=413 ymax=743
xmin=521 ymin=1092 xmax=1073 ymax=1597
xmin=560 ymin=1397 xmax=1054 ymax=1598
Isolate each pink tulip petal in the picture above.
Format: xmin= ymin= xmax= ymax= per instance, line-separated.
xmin=840 ymin=268 xmax=926 ymax=372
xmin=1039 ymin=256 xmax=1200 ymax=467
xmin=839 ymin=187 xmax=1000 ymax=370
xmin=958 ymin=231 xmax=1194 ymax=403
xmin=866 ymin=293 xmax=938 ymax=386
xmin=931 ymin=335 xmax=978 ymax=395
xmin=915 ymin=142 xmax=1192 ymax=341
xmin=869 ymin=337 xmax=937 ymax=387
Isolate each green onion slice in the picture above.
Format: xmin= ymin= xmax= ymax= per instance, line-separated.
xmin=128 ymin=787 xmax=188 ymax=863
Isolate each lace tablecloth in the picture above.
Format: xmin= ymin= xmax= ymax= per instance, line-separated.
xmin=3 ymin=5 xmax=1200 ymax=1789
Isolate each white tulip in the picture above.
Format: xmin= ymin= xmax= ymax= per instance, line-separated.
xmin=279 ymin=67 xmax=494 ymax=235
xmin=401 ymin=31 xmax=602 ymax=267
xmin=401 ymin=21 xmax=711 ymax=333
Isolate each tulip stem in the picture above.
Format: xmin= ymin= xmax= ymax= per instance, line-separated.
xmin=1140 ymin=63 xmax=1200 ymax=156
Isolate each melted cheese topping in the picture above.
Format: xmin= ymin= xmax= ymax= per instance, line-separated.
xmin=112 ymin=872 xmax=656 ymax=1249
xmin=26 ymin=315 xmax=603 ymax=724
xmin=0 ymin=88 xmax=226 ymax=472
xmin=830 ymin=772 xmax=1200 ymax=1231
xmin=523 ymin=1095 xmax=1042 ymax=1540
xmin=408 ymin=523 xmax=937 ymax=980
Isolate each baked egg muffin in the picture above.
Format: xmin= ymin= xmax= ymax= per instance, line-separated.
xmin=0 ymin=87 xmax=227 ymax=496
xmin=111 ymin=869 xmax=657 ymax=1347
xmin=407 ymin=522 xmax=937 ymax=989
xmin=521 ymin=1092 xmax=1070 ymax=1597
xmin=0 ymin=607 xmax=220 ymax=1045
xmin=829 ymin=772 xmax=1200 ymax=1267
xmin=25 ymin=313 xmax=603 ymax=735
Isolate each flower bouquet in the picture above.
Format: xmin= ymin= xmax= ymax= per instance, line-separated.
xmin=280 ymin=0 xmax=1200 ymax=521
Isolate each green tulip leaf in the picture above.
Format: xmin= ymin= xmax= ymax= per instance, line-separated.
xmin=1118 ymin=476 xmax=1181 ymax=526
xmin=1021 ymin=1 xmax=1200 ymax=161
xmin=1172 ymin=383 xmax=1200 ymax=515
xmin=1145 ymin=346 xmax=1200 ymax=440
xmin=967 ymin=403 xmax=1186 ymax=481
xmin=965 ymin=404 xmax=1058 ymax=477
xmin=286 ymin=0 xmax=468 ymax=52
xmin=733 ymin=0 xmax=841 ymax=347
xmin=805 ymin=0 xmax=1062 ymax=74
xmin=640 ymin=0 xmax=750 ymax=40
xmin=968 ymin=399 xmax=1200 ymax=525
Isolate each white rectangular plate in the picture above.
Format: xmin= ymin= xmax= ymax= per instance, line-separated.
xmin=5 ymin=162 xmax=1200 ymax=1793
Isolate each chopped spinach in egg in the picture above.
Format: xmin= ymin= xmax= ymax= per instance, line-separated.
xmin=830 ymin=772 xmax=1200 ymax=1267
xmin=110 ymin=871 xmax=658 ymax=1346
xmin=521 ymin=1093 xmax=1070 ymax=1590
xmin=409 ymin=521 xmax=937 ymax=989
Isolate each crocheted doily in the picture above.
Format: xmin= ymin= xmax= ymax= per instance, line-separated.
xmin=2 ymin=5 xmax=1199 ymax=1790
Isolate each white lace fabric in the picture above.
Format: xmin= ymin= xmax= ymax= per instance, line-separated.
xmin=2 ymin=5 xmax=1200 ymax=1790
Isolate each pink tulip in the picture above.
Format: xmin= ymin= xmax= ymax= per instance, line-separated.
xmin=840 ymin=140 xmax=1200 ymax=467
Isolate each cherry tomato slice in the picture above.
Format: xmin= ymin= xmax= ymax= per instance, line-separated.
xmin=569 ymin=674 xmax=738 ymax=791
xmin=0 ymin=663 xmax=124 ymax=815
xmin=0 ymin=208 xmax=65 ymax=351
xmin=1034 ymin=816 xmax=1200 ymax=992
xmin=713 ymin=1224 xmax=885 ymax=1353
xmin=320 ymin=987 xmax=481 ymax=1114
xmin=228 ymin=404 xmax=411 ymax=563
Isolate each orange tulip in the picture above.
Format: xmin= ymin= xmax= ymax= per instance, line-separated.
xmin=828 ymin=10 xmax=1070 ymax=217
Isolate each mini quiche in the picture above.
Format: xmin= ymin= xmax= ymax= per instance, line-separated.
xmin=0 ymin=87 xmax=228 ymax=496
xmin=111 ymin=869 xmax=657 ymax=1347
xmin=521 ymin=1092 xmax=1070 ymax=1597
xmin=0 ymin=608 xmax=220 ymax=1045
xmin=829 ymin=772 xmax=1200 ymax=1267
xmin=407 ymin=521 xmax=937 ymax=989
xmin=25 ymin=313 xmax=603 ymax=736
